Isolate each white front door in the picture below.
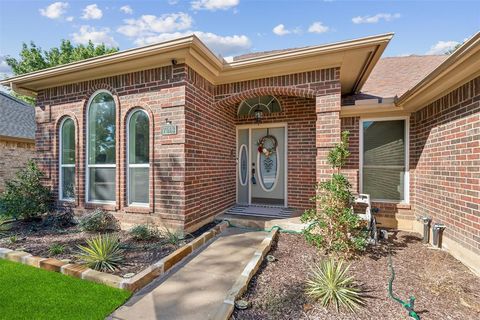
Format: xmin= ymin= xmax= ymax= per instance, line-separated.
xmin=237 ymin=124 xmax=287 ymax=207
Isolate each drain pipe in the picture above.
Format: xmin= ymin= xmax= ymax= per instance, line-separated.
xmin=420 ymin=217 xmax=431 ymax=244
xmin=432 ymin=223 xmax=446 ymax=248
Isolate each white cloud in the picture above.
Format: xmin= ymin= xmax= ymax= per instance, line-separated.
xmin=426 ymin=40 xmax=460 ymax=55
xmin=0 ymin=55 xmax=12 ymax=77
xmin=39 ymin=2 xmax=69 ymax=19
xmin=272 ymin=24 xmax=290 ymax=36
xmin=72 ymin=25 xmax=118 ymax=47
xmin=120 ymin=5 xmax=133 ymax=14
xmin=117 ymin=13 xmax=193 ymax=37
xmin=272 ymin=24 xmax=301 ymax=36
xmin=308 ymin=21 xmax=329 ymax=34
xmin=81 ymin=4 xmax=103 ymax=20
xmin=352 ymin=13 xmax=400 ymax=24
xmin=191 ymin=0 xmax=239 ymax=11
xmin=135 ymin=31 xmax=250 ymax=56
xmin=66 ymin=16 xmax=74 ymax=22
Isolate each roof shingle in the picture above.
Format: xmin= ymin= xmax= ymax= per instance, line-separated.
xmin=0 ymin=92 xmax=35 ymax=140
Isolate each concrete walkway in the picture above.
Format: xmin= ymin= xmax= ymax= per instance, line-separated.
xmin=110 ymin=227 xmax=268 ymax=320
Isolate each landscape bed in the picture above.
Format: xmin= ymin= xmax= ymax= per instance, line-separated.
xmin=0 ymin=259 xmax=131 ymax=320
xmin=232 ymin=232 xmax=480 ymax=320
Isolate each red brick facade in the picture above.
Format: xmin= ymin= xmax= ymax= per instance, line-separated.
xmin=411 ymin=76 xmax=480 ymax=255
xmin=34 ymin=63 xmax=341 ymax=232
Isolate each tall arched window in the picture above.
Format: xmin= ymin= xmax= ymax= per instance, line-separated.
xmin=59 ymin=118 xmax=75 ymax=200
xmin=87 ymin=91 xmax=116 ymax=203
xmin=127 ymin=109 xmax=150 ymax=205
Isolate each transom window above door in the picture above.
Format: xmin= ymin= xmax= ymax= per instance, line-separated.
xmin=238 ymin=95 xmax=281 ymax=116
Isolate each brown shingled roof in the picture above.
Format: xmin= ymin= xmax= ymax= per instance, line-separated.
xmin=360 ymin=55 xmax=448 ymax=98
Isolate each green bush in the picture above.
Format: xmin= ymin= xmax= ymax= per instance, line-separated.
xmin=77 ymin=234 xmax=124 ymax=272
xmin=79 ymin=209 xmax=118 ymax=232
xmin=129 ymin=224 xmax=158 ymax=241
xmin=48 ymin=243 xmax=65 ymax=256
xmin=0 ymin=161 xmax=52 ymax=220
xmin=305 ymin=259 xmax=363 ymax=312
xmin=160 ymin=227 xmax=185 ymax=247
xmin=301 ymin=131 xmax=367 ymax=256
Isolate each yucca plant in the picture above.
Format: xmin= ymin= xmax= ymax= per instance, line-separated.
xmin=305 ymin=259 xmax=364 ymax=312
xmin=76 ymin=234 xmax=124 ymax=272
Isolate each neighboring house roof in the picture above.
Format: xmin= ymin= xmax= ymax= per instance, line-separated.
xmin=360 ymin=55 xmax=448 ymax=98
xmin=0 ymin=33 xmax=393 ymax=96
xmin=0 ymin=91 xmax=35 ymax=141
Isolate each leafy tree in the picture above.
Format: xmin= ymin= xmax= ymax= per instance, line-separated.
xmin=0 ymin=161 xmax=52 ymax=220
xmin=446 ymin=43 xmax=462 ymax=55
xmin=5 ymin=40 xmax=118 ymax=105
xmin=301 ymin=131 xmax=366 ymax=257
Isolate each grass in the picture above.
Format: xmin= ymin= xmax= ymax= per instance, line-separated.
xmin=0 ymin=259 xmax=131 ymax=320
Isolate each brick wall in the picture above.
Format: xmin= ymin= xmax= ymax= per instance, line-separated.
xmin=0 ymin=139 xmax=35 ymax=193
xmin=35 ymin=65 xmax=189 ymax=230
xmin=411 ymin=76 xmax=480 ymax=255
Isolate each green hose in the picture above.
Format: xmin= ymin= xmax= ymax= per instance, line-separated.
xmin=388 ymin=254 xmax=420 ymax=320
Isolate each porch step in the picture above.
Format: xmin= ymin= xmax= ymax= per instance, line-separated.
xmin=224 ymin=205 xmax=294 ymax=218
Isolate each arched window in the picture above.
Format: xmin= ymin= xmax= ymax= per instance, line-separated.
xmin=59 ymin=118 xmax=75 ymax=200
xmin=237 ymin=95 xmax=281 ymax=116
xmin=87 ymin=91 xmax=116 ymax=203
xmin=127 ymin=109 xmax=150 ymax=205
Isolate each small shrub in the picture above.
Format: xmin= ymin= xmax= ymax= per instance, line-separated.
xmin=9 ymin=235 xmax=18 ymax=244
xmin=79 ymin=209 xmax=118 ymax=232
xmin=0 ymin=161 xmax=52 ymax=220
xmin=48 ymin=243 xmax=65 ymax=256
xmin=305 ymin=259 xmax=363 ymax=312
xmin=301 ymin=131 xmax=367 ymax=256
xmin=43 ymin=209 xmax=77 ymax=229
xmin=160 ymin=227 xmax=184 ymax=246
xmin=0 ymin=217 xmax=12 ymax=237
xmin=129 ymin=224 xmax=158 ymax=241
xmin=77 ymin=234 xmax=124 ymax=272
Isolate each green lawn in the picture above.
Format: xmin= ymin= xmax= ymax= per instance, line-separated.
xmin=0 ymin=259 xmax=131 ymax=320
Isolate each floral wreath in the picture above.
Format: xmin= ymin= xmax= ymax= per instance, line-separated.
xmin=257 ymin=135 xmax=277 ymax=158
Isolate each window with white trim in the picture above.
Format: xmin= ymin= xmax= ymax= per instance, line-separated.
xmin=361 ymin=118 xmax=408 ymax=202
xmin=127 ymin=109 xmax=150 ymax=205
xmin=87 ymin=91 xmax=116 ymax=203
xmin=59 ymin=118 xmax=75 ymax=200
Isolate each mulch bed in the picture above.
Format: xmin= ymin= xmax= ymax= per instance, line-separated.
xmin=0 ymin=219 xmax=217 ymax=276
xmin=233 ymin=232 xmax=480 ymax=320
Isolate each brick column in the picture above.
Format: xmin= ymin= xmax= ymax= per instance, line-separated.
xmin=315 ymin=91 xmax=341 ymax=182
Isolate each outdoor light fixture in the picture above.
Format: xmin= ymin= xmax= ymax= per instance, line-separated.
xmin=254 ymin=106 xmax=263 ymax=123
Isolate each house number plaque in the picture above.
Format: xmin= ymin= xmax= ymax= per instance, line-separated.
xmin=162 ymin=121 xmax=177 ymax=135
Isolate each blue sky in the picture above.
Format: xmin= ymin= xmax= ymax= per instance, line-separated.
xmin=0 ymin=0 xmax=479 ymax=76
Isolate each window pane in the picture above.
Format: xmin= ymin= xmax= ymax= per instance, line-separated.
xmin=89 ymin=167 xmax=115 ymax=202
xmin=363 ymin=120 xmax=405 ymax=201
xmin=129 ymin=167 xmax=149 ymax=204
xmin=128 ymin=111 xmax=149 ymax=164
xmin=88 ymin=92 xmax=116 ymax=164
xmin=61 ymin=119 xmax=75 ymax=164
xmin=61 ymin=167 xmax=75 ymax=199
xmin=363 ymin=167 xmax=405 ymax=201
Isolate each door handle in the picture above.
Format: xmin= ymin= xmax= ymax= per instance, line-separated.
xmin=251 ymin=163 xmax=256 ymax=184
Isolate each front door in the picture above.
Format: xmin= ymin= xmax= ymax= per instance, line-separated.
xmin=237 ymin=124 xmax=286 ymax=207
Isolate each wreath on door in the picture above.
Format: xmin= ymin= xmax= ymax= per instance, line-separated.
xmin=257 ymin=135 xmax=277 ymax=158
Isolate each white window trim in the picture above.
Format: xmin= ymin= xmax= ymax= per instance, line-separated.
xmin=59 ymin=117 xmax=75 ymax=202
xmin=86 ymin=89 xmax=116 ymax=205
xmin=359 ymin=116 xmax=410 ymax=204
xmin=126 ymin=108 xmax=150 ymax=207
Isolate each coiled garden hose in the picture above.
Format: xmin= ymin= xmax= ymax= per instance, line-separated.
xmin=388 ymin=254 xmax=420 ymax=320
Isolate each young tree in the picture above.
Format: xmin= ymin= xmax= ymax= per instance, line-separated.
xmin=301 ymin=131 xmax=366 ymax=257
xmin=5 ymin=40 xmax=118 ymax=104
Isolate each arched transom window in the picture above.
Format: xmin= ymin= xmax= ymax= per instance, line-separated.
xmin=237 ymin=95 xmax=281 ymax=116
xmin=127 ymin=109 xmax=150 ymax=206
xmin=87 ymin=91 xmax=116 ymax=203
xmin=59 ymin=118 xmax=75 ymax=200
